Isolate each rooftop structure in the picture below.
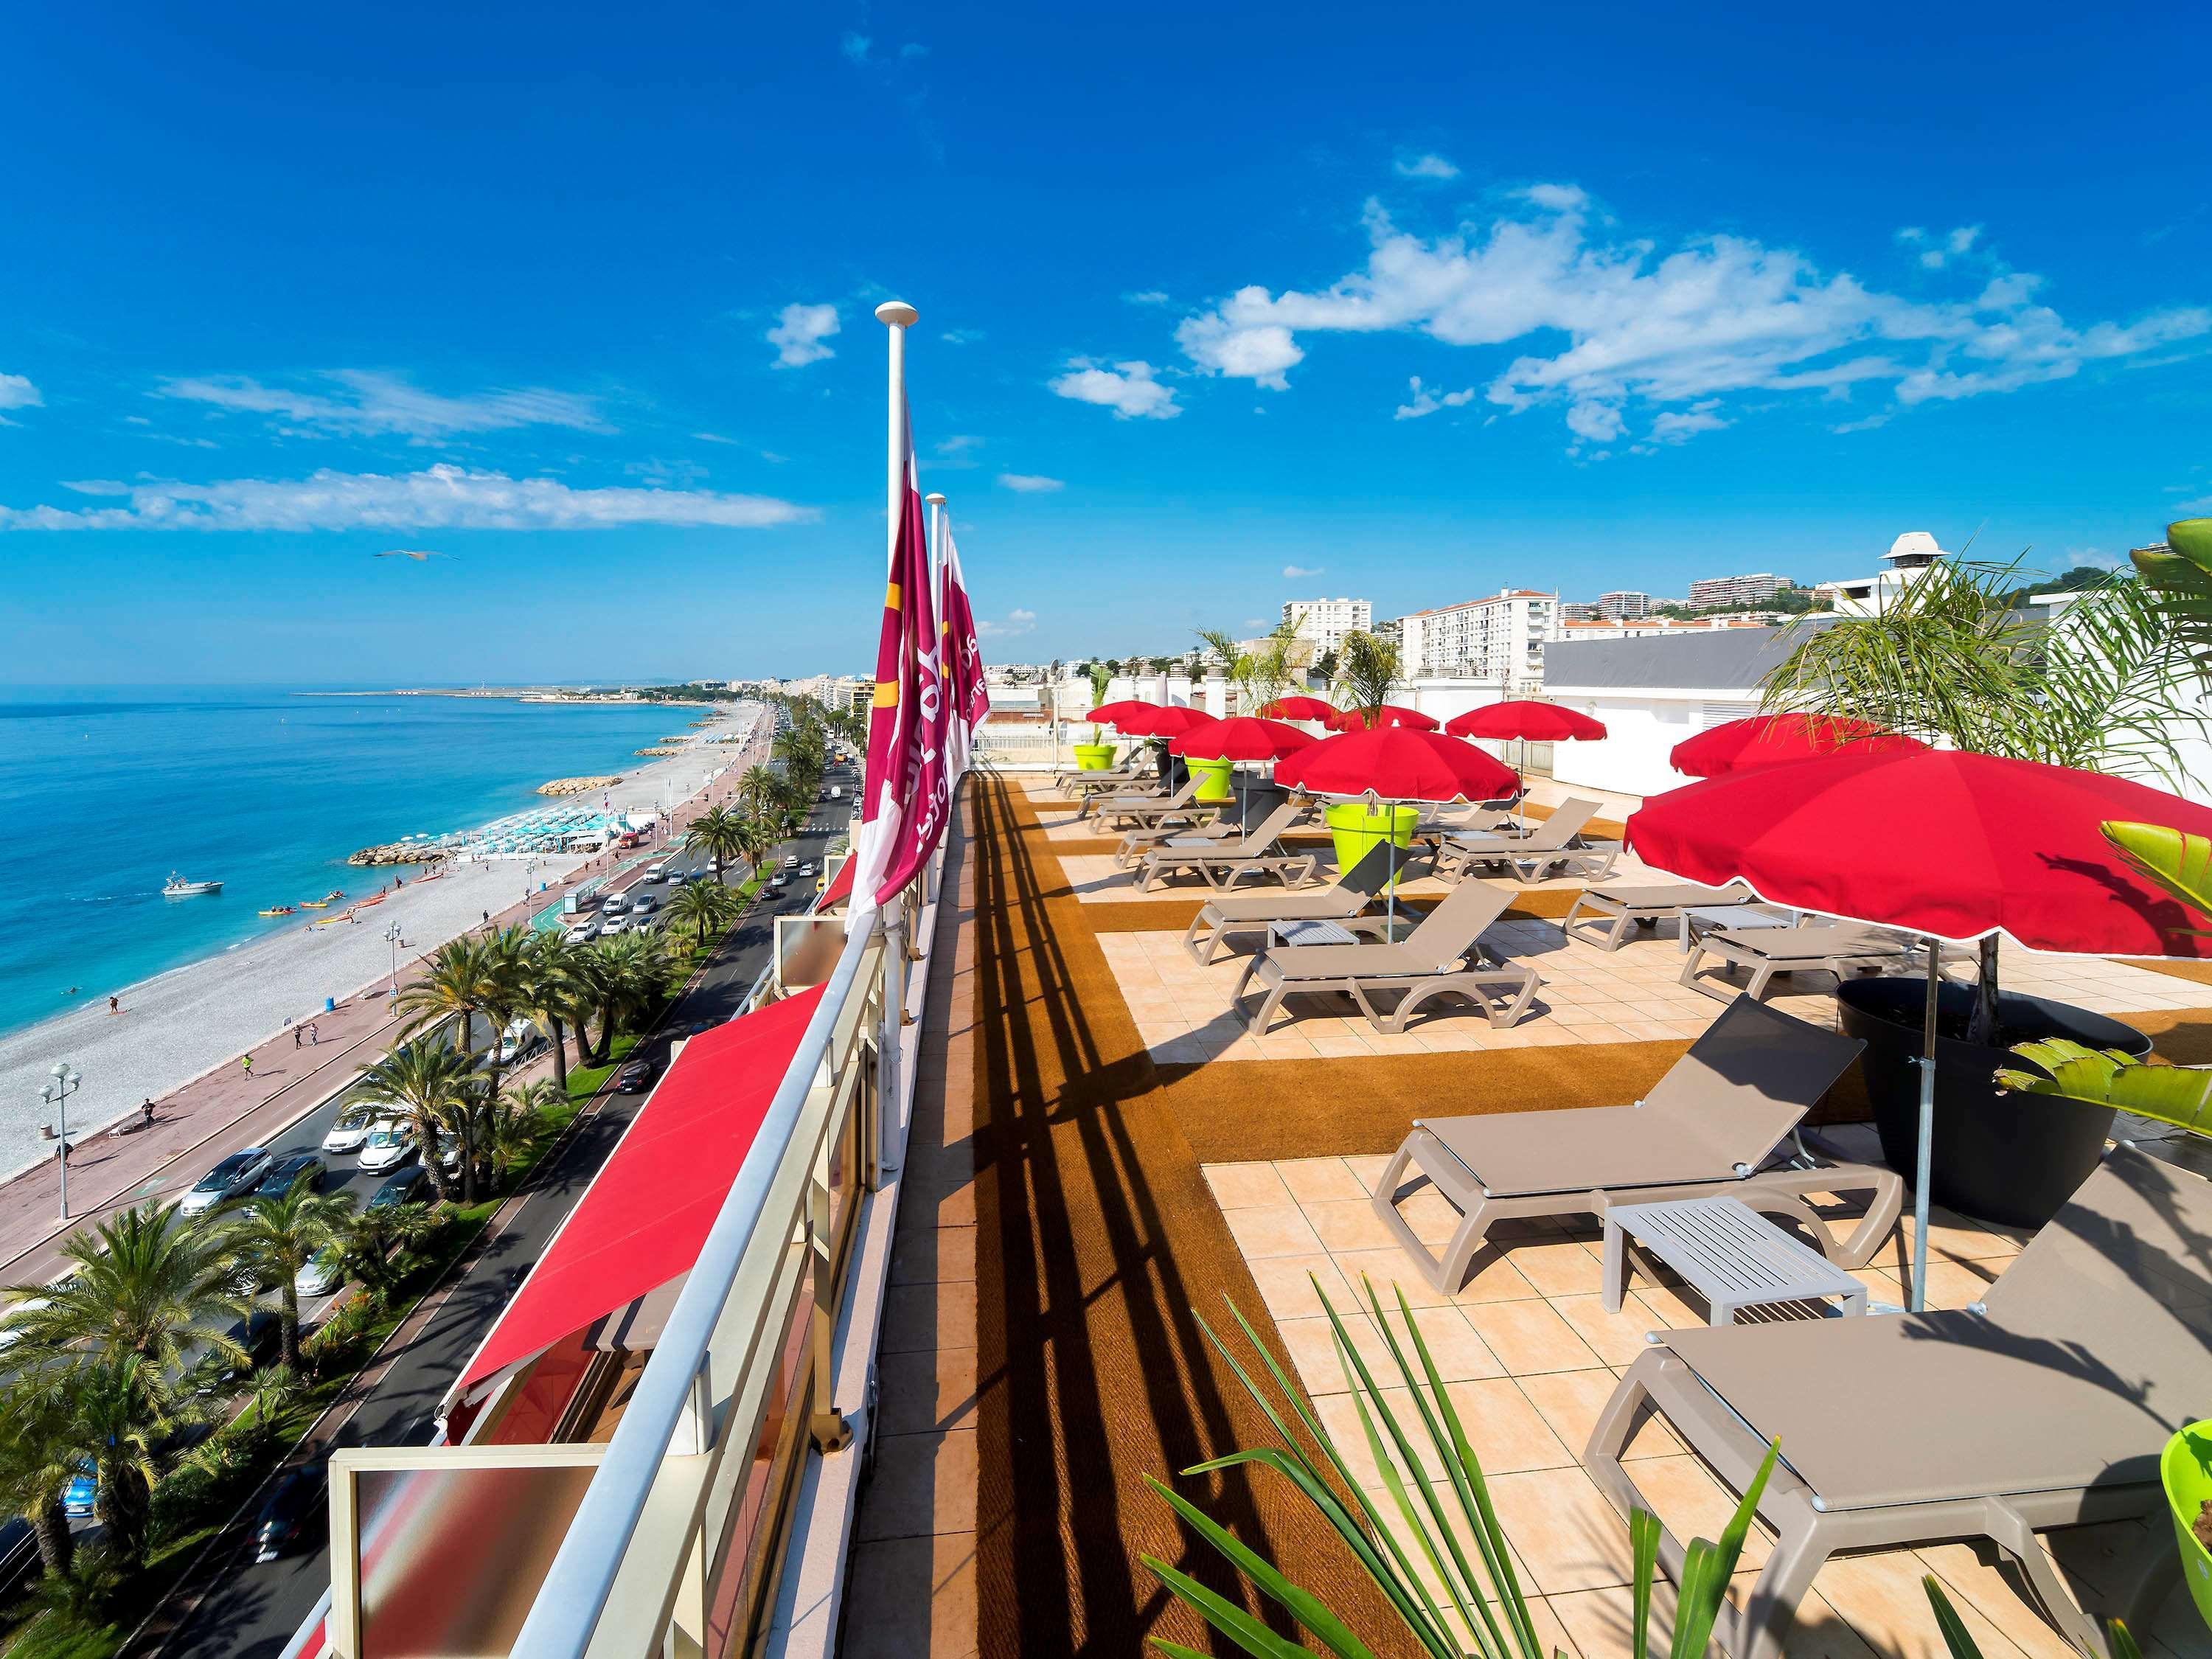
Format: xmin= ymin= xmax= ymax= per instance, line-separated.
xmin=1281 ymin=596 xmax=1372 ymax=652
xmin=1815 ymin=531 xmax=1952 ymax=616
xmin=1686 ymin=571 xmax=1795 ymax=609
xmin=1596 ymin=589 xmax=1654 ymax=619
xmin=1395 ymin=588 xmax=1559 ymax=682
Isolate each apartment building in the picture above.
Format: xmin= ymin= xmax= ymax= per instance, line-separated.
xmin=1280 ymin=597 xmax=1371 ymax=653
xmin=1395 ymin=589 xmax=1559 ymax=683
xmin=1686 ymin=571 xmax=1795 ymax=609
xmin=1597 ymin=589 xmax=1653 ymax=619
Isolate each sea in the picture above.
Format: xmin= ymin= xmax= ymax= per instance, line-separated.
xmin=0 ymin=686 xmax=695 ymax=1040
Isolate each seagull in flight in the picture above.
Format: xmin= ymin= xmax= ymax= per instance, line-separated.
xmin=376 ymin=549 xmax=454 ymax=561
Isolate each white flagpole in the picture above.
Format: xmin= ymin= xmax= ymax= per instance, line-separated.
xmin=874 ymin=299 xmax=917 ymax=1178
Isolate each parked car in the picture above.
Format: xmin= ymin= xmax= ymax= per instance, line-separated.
xmin=254 ymin=1463 xmax=328 ymax=1562
xmin=254 ymin=1150 xmax=327 ymax=1197
xmin=612 ymin=1056 xmax=659 ymax=1094
xmin=322 ymin=1104 xmax=383 ymax=1154
xmin=179 ymin=1147 xmax=275 ymax=1216
xmin=62 ymin=1461 xmax=95 ymax=1519
xmin=294 ymin=1242 xmax=347 ymax=1298
xmin=192 ymin=1310 xmax=283 ymax=1397
xmin=357 ymin=1123 xmax=417 ymax=1174
xmin=367 ymin=1165 xmax=431 ymax=1211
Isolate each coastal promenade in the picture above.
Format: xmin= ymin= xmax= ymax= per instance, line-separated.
xmin=0 ymin=709 xmax=775 ymax=1288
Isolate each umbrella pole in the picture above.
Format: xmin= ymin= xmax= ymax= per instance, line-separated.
xmin=1911 ymin=939 xmax=1939 ymax=1315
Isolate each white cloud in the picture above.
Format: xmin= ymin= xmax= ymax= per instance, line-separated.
xmin=839 ymin=29 xmax=871 ymax=61
xmin=998 ymin=473 xmax=1064 ymax=492
xmin=1395 ymin=153 xmax=1460 ymax=181
xmin=1394 ymin=375 xmax=1476 ymax=419
xmin=1830 ymin=412 xmax=1891 ymax=434
xmin=1048 ymin=358 xmax=1180 ymax=419
xmin=692 ymin=431 xmax=738 ymax=445
xmin=1282 ymin=563 xmax=1324 ymax=578
xmin=1899 ymin=224 xmax=1983 ymax=271
xmin=978 ymin=607 xmax=1037 ymax=639
xmin=0 ymin=462 xmax=813 ymax=532
xmin=1167 ymin=187 xmax=2210 ymax=448
xmin=899 ymin=41 xmax=929 ymax=59
xmin=0 ymin=372 xmax=41 ymax=413
xmin=767 ymin=302 xmax=841 ymax=368
xmin=1124 ymin=290 xmax=1171 ymax=306
xmin=1644 ymin=399 xmax=1730 ymax=445
xmin=941 ymin=328 xmax=983 ymax=344
xmin=154 ymin=370 xmax=608 ymax=439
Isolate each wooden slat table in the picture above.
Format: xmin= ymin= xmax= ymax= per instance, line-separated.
xmin=1602 ymin=1195 xmax=1868 ymax=1326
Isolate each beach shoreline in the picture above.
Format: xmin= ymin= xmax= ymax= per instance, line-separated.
xmin=0 ymin=709 xmax=768 ymax=1179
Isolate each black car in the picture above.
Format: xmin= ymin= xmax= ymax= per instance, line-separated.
xmin=367 ymin=1165 xmax=431 ymax=1211
xmin=613 ymin=1056 xmax=660 ymax=1093
xmin=192 ymin=1310 xmax=284 ymax=1397
xmin=254 ymin=1463 xmax=328 ymax=1562
xmin=254 ymin=1149 xmax=328 ymax=1197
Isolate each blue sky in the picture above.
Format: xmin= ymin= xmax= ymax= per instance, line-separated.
xmin=2 ymin=0 xmax=2207 ymax=684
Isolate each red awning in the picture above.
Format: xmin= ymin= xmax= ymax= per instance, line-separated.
xmin=815 ymin=855 xmax=855 ymax=912
xmin=453 ymin=983 xmax=828 ymax=1396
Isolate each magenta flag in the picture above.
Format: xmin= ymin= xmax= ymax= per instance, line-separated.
xmin=939 ymin=521 xmax=989 ymax=781
xmin=849 ymin=435 xmax=950 ymax=928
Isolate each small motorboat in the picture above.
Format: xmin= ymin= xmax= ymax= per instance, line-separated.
xmin=164 ymin=873 xmax=223 ymax=897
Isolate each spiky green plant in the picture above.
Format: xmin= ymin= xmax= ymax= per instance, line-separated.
xmin=1331 ymin=631 xmax=1403 ymax=728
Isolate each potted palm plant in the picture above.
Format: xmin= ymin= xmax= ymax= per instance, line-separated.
xmin=1761 ymin=543 xmax=2205 ymax=1226
xmin=1192 ymin=623 xmax=1310 ymax=805
xmin=1073 ymin=662 xmax=1118 ymax=771
xmin=1322 ymin=630 xmax=1419 ymax=880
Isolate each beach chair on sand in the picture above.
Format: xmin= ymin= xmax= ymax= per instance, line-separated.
xmin=1680 ymin=919 xmax=1916 ymax=1001
xmin=1183 ymin=841 xmax=1400 ymax=964
xmin=1586 ymin=1144 xmax=2211 ymax=1659
xmin=1437 ymin=797 xmax=1616 ymax=883
xmin=1562 ymin=880 xmax=1756 ymax=951
xmin=1370 ymin=996 xmax=1901 ymax=1293
xmin=1137 ymin=799 xmax=1318 ymax=892
xmin=1231 ymin=878 xmax=1540 ymax=1036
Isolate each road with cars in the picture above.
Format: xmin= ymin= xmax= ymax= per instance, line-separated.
xmin=149 ymin=756 xmax=855 ymax=1659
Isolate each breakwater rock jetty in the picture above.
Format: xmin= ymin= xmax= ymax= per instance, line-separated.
xmin=350 ymin=842 xmax=449 ymax=868
xmin=635 ymin=747 xmax=681 ymax=757
xmin=538 ymin=774 xmax=623 ymax=797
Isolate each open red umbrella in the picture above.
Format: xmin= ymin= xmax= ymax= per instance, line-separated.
xmin=1329 ymin=703 xmax=1439 ymax=732
xmin=1085 ymin=699 xmax=1161 ymax=728
xmin=1259 ymin=695 xmax=1338 ymax=722
xmin=1170 ymin=716 xmax=1317 ymax=825
xmin=1669 ymin=713 xmax=1925 ymax=779
xmin=1279 ymin=729 xmax=1518 ymax=927
xmin=1446 ymin=700 xmax=1607 ymax=742
xmin=1627 ymin=748 xmax=2212 ymax=1305
xmin=1136 ymin=704 xmax=1216 ymax=737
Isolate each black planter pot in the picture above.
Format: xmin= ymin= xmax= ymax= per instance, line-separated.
xmin=1835 ymin=977 xmax=2152 ymax=1229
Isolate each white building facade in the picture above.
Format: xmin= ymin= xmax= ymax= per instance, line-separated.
xmin=1395 ymin=589 xmax=1560 ymax=684
xmin=1281 ymin=597 xmax=1372 ymax=653
xmin=1686 ymin=572 xmax=1792 ymax=609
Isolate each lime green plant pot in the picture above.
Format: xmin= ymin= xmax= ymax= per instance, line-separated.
xmin=1073 ymin=742 xmax=1118 ymax=771
xmin=1189 ymin=756 xmax=1236 ymax=803
xmin=1324 ymin=801 xmax=1418 ymax=891
xmin=2164 ymin=1424 xmax=2212 ymax=1631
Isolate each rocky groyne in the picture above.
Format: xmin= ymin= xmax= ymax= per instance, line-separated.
xmin=349 ymin=843 xmax=450 ymax=868
xmin=537 ymin=774 xmax=623 ymax=796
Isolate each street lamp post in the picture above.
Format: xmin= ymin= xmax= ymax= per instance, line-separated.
xmin=39 ymin=1061 xmax=80 ymax=1220
xmin=385 ymin=922 xmax=404 ymax=1001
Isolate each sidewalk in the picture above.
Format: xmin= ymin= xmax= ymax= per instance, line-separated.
xmin=0 ymin=721 xmax=773 ymax=1286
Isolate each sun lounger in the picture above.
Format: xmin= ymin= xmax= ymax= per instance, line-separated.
xmin=1082 ymin=772 xmax=1210 ymax=827
xmin=1437 ymin=797 xmax=1615 ymax=883
xmin=1183 ymin=841 xmax=1401 ymax=964
xmin=1231 ymin=878 xmax=1540 ymax=1036
xmin=1054 ymin=743 xmax=1147 ymax=788
xmin=1137 ymin=799 xmax=1318 ymax=892
xmin=1679 ymin=919 xmax=1916 ymax=1001
xmin=1113 ymin=789 xmax=1286 ymax=867
xmin=1370 ymin=996 xmax=1901 ymax=1293
xmin=1586 ymin=1144 xmax=2209 ymax=1659
xmin=1562 ymin=880 xmax=1757 ymax=951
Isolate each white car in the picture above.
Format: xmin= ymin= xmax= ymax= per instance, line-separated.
xmin=495 ymin=1017 xmax=536 ymax=1065
xmin=562 ymin=919 xmax=599 ymax=945
xmin=179 ymin=1147 xmax=274 ymax=1215
xmin=642 ymin=862 xmax=668 ymax=883
xmin=357 ymin=1123 xmax=417 ymax=1173
xmin=597 ymin=913 xmax=632 ymax=936
xmin=294 ymin=1245 xmax=346 ymax=1298
xmin=321 ymin=1104 xmax=383 ymax=1154
xmin=0 ymin=1294 xmax=51 ymax=1352
xmin=602 ymin=892 xmax=631 ymax=918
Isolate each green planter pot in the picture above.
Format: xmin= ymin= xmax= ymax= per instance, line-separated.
xmin=1189 ymin=757 xmax=1236 ymax=803
xmin=1073 ymin=742 xmax=1118 ymax=771
xmin=1324 ymin=802 xmax=1418 ymax=891
xmin=2164 ymin=1424 xmax=2212 ymax=1632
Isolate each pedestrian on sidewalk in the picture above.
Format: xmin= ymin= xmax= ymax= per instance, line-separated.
xmin=242 ymin=1054 xmax=254 ymax=1079
xmin=293 ymin=1026 xmax=302 ymax=1048
xmin=309 ymin=1021 xmax=320 ymax=1045
xmin=141 ymin=1098 xmax=156 ymax=1131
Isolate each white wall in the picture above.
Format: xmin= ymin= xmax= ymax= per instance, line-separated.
xmin=1540 ymin=686 xmax=1763 ymax=799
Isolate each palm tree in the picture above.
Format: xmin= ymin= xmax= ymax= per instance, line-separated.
xmin=395 ymin=934 xmax=507 ymax=1068
xmin=0 ymin=1376 xmax=80 ymax=1579
xmin=666 ymin=878 xmax=737 ymax=945
xmin=685 ymin=804 xmax=749 ymax=884
xmin=226 ymin=1180 xmax=355 ymax=1371
xmin=732 ymin=813 xmax=779 ymax=883
xmin=5 ymin=1203 xmax=253 ymax=1380
xmin=515 ymin=931 xmax=584 ymax=1093
xmin=1329 ymin=628 xmax=1401 ymax=725
xmin=737 ymin=765 xmax=783 ymax=817
xmin=359 ymin=1043 xmax=476 ymax=1202
xmin=488 ymin=1079 xmax=561 ymax=1181
xmin=577 ymin=931 xmax=672 ymax=1062
xmin=72 ymin=1354 xmax=164 ymax=1562
xmin=341 ymin=1202 xmax=437 ymax=1300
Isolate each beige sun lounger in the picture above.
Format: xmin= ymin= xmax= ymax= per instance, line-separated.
xmin=1371 ymin=996 xmax=1902 ymax=1293
xmin=1138 ymin=799 xmax=1318 ymax=892
xmin=1680 ymin=919 xmax=1916 ymax=1001
xmin=1437 ymin=797 xmax=1615 ymax=883
xmin=1113 ymin=788 xmax=1285 ymax=867
xmin=1562 ymin=880 xmax=1757 ymax=951
xmin=1231 ymin=878 xmax=1540 ymax=1036
xmin=1183 ymin=841 xmax=1402 ymax=964
xmin=1587 ymin=1144 xmax=2209 ymax=1659
xmin=1084 ymin=772 xmax=1212 ymax=827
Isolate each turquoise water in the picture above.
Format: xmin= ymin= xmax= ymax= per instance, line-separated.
xmin=0 ymin=687 xmax=694 ymax=1039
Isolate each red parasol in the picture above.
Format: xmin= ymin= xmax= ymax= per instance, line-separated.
xmin=1627 ymin=748 xmax=2212 ymax=1306
xmin=1135 ymin=704 xmax=1217 ymax=737
xmin=1669 ymin=714 xmax=1925 ymax=779
xmin=1329 ymin=703 xmax=1439 ymax=732
xmin=1169 ymin=717 xmax=1317 ymax=762
xmin=1259 ymin=695 xmax=1338 ymax=722
xmin=1446 ymin=700 xmax=1607 ymax=742
xmin=1085 ymin=699 xmax=1161 ymax=728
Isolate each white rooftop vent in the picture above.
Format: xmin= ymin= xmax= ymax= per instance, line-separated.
xmin=1884 ymin=531 xmax=1947 ymax=568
